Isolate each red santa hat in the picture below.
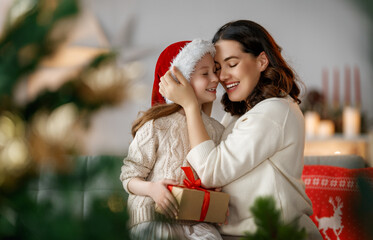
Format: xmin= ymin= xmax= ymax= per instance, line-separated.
xmin=151 ymin=39 xmax=215 ymax=106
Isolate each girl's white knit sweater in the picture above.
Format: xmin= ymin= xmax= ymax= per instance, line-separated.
xmin=120 ymin=111 xmax=224 ymax=227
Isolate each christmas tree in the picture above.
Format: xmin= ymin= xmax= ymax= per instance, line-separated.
xmin=0 ymin=0 xmax=132 ymax=238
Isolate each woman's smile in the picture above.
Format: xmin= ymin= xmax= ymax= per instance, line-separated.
xmin=225 ymin=82 xmax=240 ymax=93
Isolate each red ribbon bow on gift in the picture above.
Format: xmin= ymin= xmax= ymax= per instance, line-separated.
xmin=167 ymin=166 xmax=210 ymax=222
xmin=181 ymin=166 xmax=201 ymax=188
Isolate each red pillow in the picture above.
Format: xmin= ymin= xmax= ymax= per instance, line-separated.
xmin=302 ymin=165 xmax=373 ymax=240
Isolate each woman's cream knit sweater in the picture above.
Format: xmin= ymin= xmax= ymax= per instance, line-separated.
xmin=187 ymin=97 xmax=322 ymax=239
xmin=120 ymin=111 xmax=224 ymax=227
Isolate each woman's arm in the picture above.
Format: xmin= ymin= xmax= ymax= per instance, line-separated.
xmin=188 ymin=114 xmax=283 ymax=187
xmin=127 ymin=177 xmax=179 ymax=218
xmin=160 ymin=67 xmax=210 ymax=148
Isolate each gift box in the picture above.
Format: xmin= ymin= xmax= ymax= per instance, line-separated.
xmin=155 ymin=167 xmax=230 ymax=224
xmin=168 ymin=185 xmax=229 ymax=223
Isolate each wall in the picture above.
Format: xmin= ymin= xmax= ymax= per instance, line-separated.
xmin=1 ymin=0 xmax=372 ymax=155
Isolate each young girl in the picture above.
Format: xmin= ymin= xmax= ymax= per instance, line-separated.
xmin=120 ymin=39 xmax=225 ymax=240
xmin=159 ymin=20 xmax=322 ymax=240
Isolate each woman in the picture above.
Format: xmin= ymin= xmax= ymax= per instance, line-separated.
xmin=159 ymin=20 xmax=322 ymax=240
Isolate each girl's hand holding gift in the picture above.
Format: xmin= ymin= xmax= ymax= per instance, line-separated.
xmin=150 ymin=179 xmax=179 ymax=218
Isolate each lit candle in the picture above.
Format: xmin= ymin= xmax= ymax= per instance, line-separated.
xmin=354 ymin=66 xmax=361 ymax=108
xmin=344 ymin=66 xmax=351 ymax=106
xmin=318 ymin=120 xmax=335 ymax=137
xmin=343 ymin=106 xmax=361 ymax=137
xmin=305 ymin=111 xmax=320 ymax=138
xmin=333 ymin=68 xmax=340 ymax=108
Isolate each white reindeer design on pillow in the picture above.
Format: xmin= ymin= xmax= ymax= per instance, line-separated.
xmin=315 ymin=196 xmax=344 ymax=240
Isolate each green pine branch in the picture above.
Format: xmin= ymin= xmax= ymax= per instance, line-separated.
xmin=22 ymin=52 xmax=117 ymax=121
xmin=241 ymin=196 xmax=307 ymax=240
xmin=0 ymin=0 xmax=79 ymax=98
xmin=0 ymin=156 xmax=131 ymax=240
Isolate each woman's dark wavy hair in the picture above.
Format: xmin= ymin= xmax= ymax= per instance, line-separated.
xmin=212 ymin=20 xmax=303 ymax=116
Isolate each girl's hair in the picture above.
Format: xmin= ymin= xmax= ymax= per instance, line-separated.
xmin=131 ymin=104 xmax=181 ymax=137
xmin=212 ymin=20 xmax=303 ymax=116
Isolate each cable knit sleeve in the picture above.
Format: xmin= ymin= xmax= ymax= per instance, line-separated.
xmin=187 ymin=112 xmax=283 ymax=188
xmin=120 ymin=120 xmax=157 ymax=194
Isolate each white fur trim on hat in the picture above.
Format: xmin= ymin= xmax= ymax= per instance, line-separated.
xmin=165 ymin=39 xmax=216 ymax=104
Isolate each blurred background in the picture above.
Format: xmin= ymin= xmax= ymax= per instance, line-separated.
xmin=0 ymin=1 xmax=372 ymax=238
xmin=0 ymin=0 xmax=372 ymax=160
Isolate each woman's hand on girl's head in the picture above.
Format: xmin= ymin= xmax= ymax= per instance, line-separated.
xmin=159 ymin=66 xmax=198 ymax=110
xmin=149 ymin=179 xmax=179 ymax=219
